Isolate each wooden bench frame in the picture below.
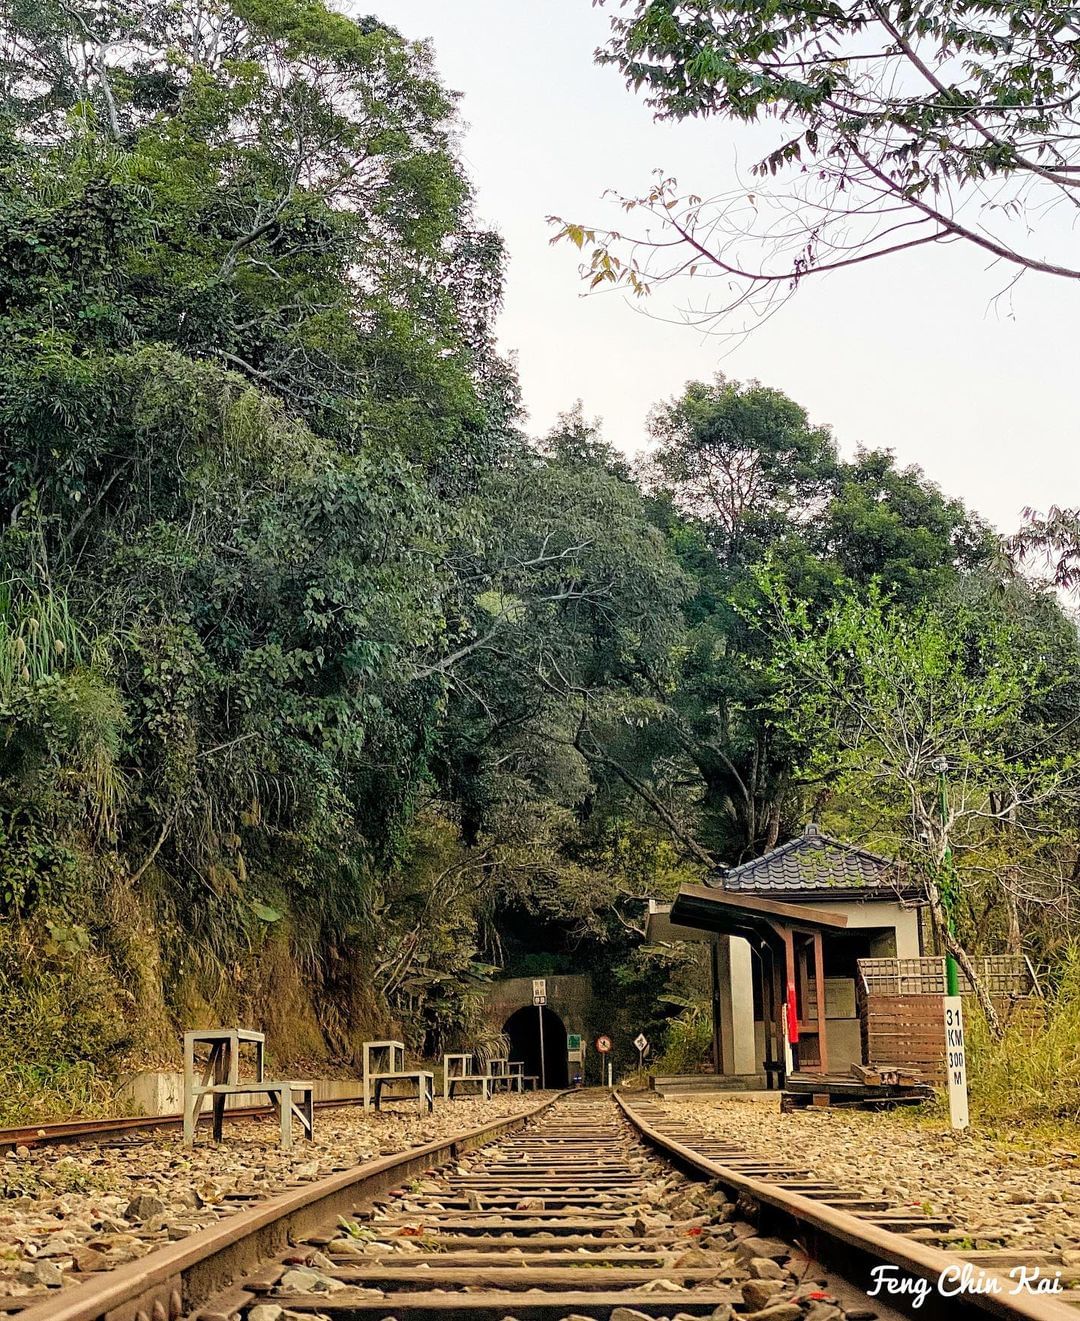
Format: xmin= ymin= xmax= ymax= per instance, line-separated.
xmin=363 ymin=1040 xmax=433 ymax=1114
xmin=182 ymin=1029 xmax=313 ymax=1149
xmin=442 ymin=1053 xmax=492 ymax=1101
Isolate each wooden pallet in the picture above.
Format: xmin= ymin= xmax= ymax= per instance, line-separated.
xmin=782 ymin=1070 xmax=933 ymax=1110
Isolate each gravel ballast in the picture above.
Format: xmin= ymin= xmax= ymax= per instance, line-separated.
xmin=666 ymin=1094 xmax=1080 ymax=1255
xmin=0 ymin=1092 xmax=543 ymax=1299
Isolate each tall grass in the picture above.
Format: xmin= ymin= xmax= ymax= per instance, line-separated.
xmin=0 ymin=1060 xmax=114 ymax=1127
xmin=0 ymin=922 xmax=126 ymax=1124
xmin=0 ymin=577 xmax=127 ymax=842
xmin=655 ymin=997 xmax=713 ymax=1075
xmin=965 ymin=946 xmax=1080 ymax=1129
xmin=0 ymin=579 xmax=84 ymax=701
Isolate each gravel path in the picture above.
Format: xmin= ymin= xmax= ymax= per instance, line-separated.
xmin=667 ymin=1095 xmax=1080 ymax=1255
xmin=0 ymin=1092 xmax=544 ymax=1300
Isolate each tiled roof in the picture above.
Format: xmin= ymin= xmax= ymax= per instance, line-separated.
xmin=715 ymin=824 xmax=908 ymax=898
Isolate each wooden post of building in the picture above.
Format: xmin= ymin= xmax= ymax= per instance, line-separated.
xmin=813 ymin=928 xmax=828 ymax=1074
xmin=759 ymin=945 xmax=774 ymax=1084
xmin=769 ymin=941 xmax=785 ymax=1086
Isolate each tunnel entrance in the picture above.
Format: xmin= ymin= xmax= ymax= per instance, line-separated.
xmin=502 ymin=1004 xmax=569 ymax=1088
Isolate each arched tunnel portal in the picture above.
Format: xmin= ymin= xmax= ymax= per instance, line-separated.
xmin=502 ymin=1004 xmax=570 ymax=1089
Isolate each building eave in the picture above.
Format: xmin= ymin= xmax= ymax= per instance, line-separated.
xmin=723 ymin=885 xmax=927 ymax=906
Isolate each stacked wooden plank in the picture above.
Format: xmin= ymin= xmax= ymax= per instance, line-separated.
xmin=850 ymin=1062 xmax=924 ymax=1087
xmin=782 ymin=1067 xmax=933 ymax=1110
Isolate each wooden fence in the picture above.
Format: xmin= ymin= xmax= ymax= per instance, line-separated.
xmin=858 ymin=992 xmax=951 ymax=1083
xmin=857 ymin=954 xmax=1037 ymax=997
xmin=856 ymin=957 xmax=1041 ymax=1086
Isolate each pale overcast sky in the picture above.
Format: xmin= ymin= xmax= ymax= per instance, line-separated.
xmin=367 ymin=0 xmax=1079 ymax=535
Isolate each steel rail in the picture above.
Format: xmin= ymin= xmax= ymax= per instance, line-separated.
xmin=0 ymin=1097 xmax=369 ymax=1153
xmin=13 ymin=1092 xmax=562 ymax=1321
xmin=615 ymin=1090 xmax=1076 ymax=1321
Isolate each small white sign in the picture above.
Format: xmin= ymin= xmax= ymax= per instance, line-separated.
xmin=943 ymin=995 xmax=969 ymax=1130
xmin=532 ymin=978 xmax=547 ymax=1006
xmin=634 ymin=1033 xmax=649 ymax=1053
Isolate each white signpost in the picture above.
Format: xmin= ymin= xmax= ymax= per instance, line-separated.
xmin=944 ymin=995 xmax=969 ymax=1131
xmin=533 ymin=980 xmax=547 ymax=1089
xmin=634 ymin=1033 xmax=649 ymax=1070
xmin=934 ymin=756 xmax=970 ymax=1132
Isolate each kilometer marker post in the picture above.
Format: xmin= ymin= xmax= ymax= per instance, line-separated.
xmin=932 ymin=754 xmax=969 ymax=1131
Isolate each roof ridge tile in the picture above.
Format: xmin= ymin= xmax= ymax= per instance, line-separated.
xmin=718 ymin=826 xmax=896 ymax=896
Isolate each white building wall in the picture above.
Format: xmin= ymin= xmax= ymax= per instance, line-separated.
xmin=717 ymin=898 xmax=923 ymax=1077
xmin=815 ymin=898 xmax=922 ymax=958
xmin=719 ymin=936 xmax=757 ymax=1075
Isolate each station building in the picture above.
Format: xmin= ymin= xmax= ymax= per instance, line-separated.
xmin=645 ymin=824 xmax=926 ymax=1085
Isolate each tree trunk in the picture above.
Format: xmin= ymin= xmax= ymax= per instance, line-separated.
xmin=763 ymin=794 xmax=782 ymax=852
xmin=925 ymin=877 xmax=1002 ymax=1038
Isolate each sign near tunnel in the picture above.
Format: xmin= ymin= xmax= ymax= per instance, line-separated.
xmin=595 ymin=1034 xmax=612 ymax=1053
xmin=532 ymin=978 xmax=547 ymax=1005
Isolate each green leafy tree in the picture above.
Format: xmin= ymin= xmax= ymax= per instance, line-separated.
xmin=0 ymin=0 xmax=698 ymax=1066
xmin=434 ymin=406 xmax=690 ymax=859
xmin=761 ymin=571 xmax=1080 ymax=1030
xmin=615 ymin=376 xmax=992 ymax=863
xmin=1012 ymin=506 xmax=1080 ymax=596
xmin=0 ymin=0 xmax=521 ymax=1060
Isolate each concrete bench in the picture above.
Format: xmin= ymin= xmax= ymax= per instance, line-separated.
xmin=363 ymin=1040 xmax=433 ymax=1114
xmin=487 ymin=1058 xmax=524 ymax=1093
xmin=507 ymin=1063 xmax=539 ymax=1091
xmin=182 ymin=1028 xmax=313 ymax=1149
xmin=372 ymin=1070 xmax=434 ymax=1112
xmin=443 ymin=1053 xmax=492 ymax=1100
xmin=190 ymin=1081 xmax=314 ymax=1149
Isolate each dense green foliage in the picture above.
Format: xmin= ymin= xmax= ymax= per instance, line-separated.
xmin=1 ymin=0 xmax=1078 ymax=1106
xmin=632 ymin=377 xmax=994 ymax=863
xmin=761 ymin=574 xmax=1080 ymax=1024
xmin=0 ymin=0 xmax=697 ymax=1077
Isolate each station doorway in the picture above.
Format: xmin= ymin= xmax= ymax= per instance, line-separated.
xmin=502 ymin=1004 xmax=569 ymax=1088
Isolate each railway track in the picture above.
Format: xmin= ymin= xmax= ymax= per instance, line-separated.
xmin=0 ymin=1100 xmax=372 ymax=1155
xmin=10 ymin=1091 xmax=1077 ymax=1321
xmin=621 ymin=1093 xmax=1078 ymax=1321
